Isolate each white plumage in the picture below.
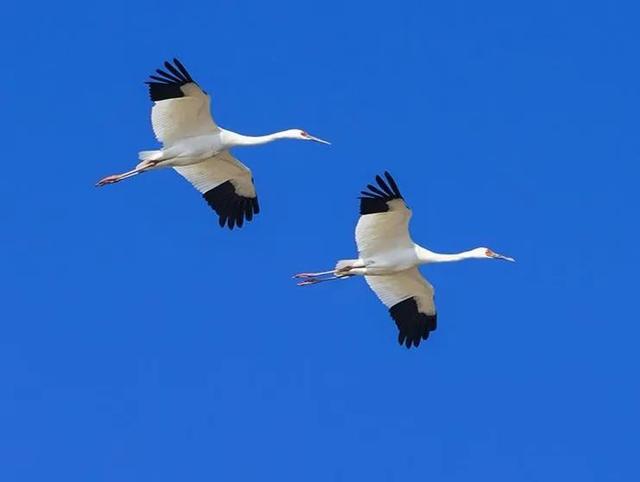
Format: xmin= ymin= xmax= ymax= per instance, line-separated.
xmin=295 ymin=172 xmax=514 ymax=349
xmin=97 ymin=58 xmax=329 ymax=230
xmin=151 ymin=83 xmax=217 ymax=145
xmin=173 ymin=151 xmax=255 ymax=198
xmin=355 ymin=199 xmax=413 ymax=272
xmin=365 ymin=268 xmax=436 ymax=319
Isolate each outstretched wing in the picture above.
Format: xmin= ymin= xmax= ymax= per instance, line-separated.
xmin=355 ymin=172 xmax=413 ymax=260
xmin=173 ymin=151 xmax=259 ymax=230
xmin=146 ymin=58 xmax=218 ymax=145
xmin=365 ymin=268 xmax=437 ymax=348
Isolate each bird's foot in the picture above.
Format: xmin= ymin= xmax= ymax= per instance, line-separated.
xmin=96 ymin=175 xmax=121 ymax=187
xmin=293 ymin=273 xmax=316 ymax=279
xmin=297 ymin=279 xmax=320 ymax=286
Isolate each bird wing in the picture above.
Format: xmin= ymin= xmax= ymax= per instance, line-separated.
xmin=355 ymin=172 xmax=413 ymax=260
xmin=146 ymin=58 xmax=218 ymax=145
xmin=365 ymin=268 xmax=437 ymax=348
xmin=173 ymin=151 xmax=259 ymax=230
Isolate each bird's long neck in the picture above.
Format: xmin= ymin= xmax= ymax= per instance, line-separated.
xmin=223 ymin=130 xmax=289 ymax=148
xmin=416 ymin=246 xmax=478 ymax=264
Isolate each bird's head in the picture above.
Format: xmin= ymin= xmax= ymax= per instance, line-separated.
xmin=285 ymin=129 xmax=331 ymax=145
xmin=472 ymin=247 xmax=516 ymax=262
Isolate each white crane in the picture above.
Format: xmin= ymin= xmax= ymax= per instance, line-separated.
xmin=96 ymin=58 xmax=330 ymax=229
xmin=294 ymin=172 xmax=514 ymax=348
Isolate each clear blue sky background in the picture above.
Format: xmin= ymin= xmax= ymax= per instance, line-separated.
xmin=1 ymin=1 xmax=638 ymax=480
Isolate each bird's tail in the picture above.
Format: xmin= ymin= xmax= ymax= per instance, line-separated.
xmin=138 ymin=150 xmax=163 ymax=161
xmin=137 ymin=150 xmax=164 ymax=169
xmin=335 ymin=259 xmax=359 ymax=273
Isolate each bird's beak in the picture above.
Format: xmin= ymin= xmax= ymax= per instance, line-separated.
xmin=307 ymin=134 xmax=331 ymax=145
xmin=492 ymin=252 xmax=516 ymax=262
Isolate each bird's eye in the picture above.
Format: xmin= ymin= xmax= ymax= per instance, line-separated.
xmin=485 ymin=249 xmax=495 ymax=257
xmin=301 ymin=131 xmax=309 ymax=137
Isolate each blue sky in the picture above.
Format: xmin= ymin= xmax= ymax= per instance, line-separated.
xmin=1 ymin=0 xmax=638 ymax=480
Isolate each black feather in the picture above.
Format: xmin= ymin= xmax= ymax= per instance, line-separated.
xmin=235 ymin=205 xmax=244 ymax=228
xmin=360 ymin=198 xmax=390 ymax=215
xmin=173 ymin=58 xmax=194 ymax=82
xmin=163 ymin=61 xmax=187 ymax=82
xmin=146 ymin=59 xmax=196 ymax=101
xmin=375 ymin=175 xmax=394 ymax=197
xmin=389 ymin=298 xmax=437 ymax=350
xmin=202 ymin=181 xmax=259 ymax=230
xmin=244 ymin=200 xmax=254 ymax=221
xmin=384 ymin=171 xmax=402 ymax=198
xmin=358 ymin=171 xmax=404 ymax=215
xmin=359 ymin=191 xmax=378 ymax=198
xmin=146 ymin=82 xmax=184 ymax=101
xmin=156 ymin=68 xmax=182 ymax=83
xmin=366 ymin=184 xmax=387 ymax=197
xmin=148 ymin=75 xmax=172 ymax=83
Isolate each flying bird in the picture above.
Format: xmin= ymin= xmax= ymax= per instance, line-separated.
xmin=96 ymin=58 xmax=329 ymax=229
xmin=294 ymin=172 xmax=514 ymax=348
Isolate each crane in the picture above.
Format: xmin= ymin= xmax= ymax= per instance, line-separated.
xmin=294 ymin=172 xmax=514 ymax=348
xmin=96 ymin=58 xmax=329 ymax=229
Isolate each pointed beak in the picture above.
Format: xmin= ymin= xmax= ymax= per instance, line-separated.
xmin=492 ymin=252 xmax=516 ymax=262
xmin=307 ymin=134 xmax=331 ymax=145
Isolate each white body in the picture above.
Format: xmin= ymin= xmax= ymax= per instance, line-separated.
xmin=149 ymin=129 xmax=299 ymax=167
xmin=296 ymin=171 xmax=514 ymax=348
xmin=347 ymin=199 xmax=485 ymax=277
xmin=98 ymin=58 xmax=329 ymax=229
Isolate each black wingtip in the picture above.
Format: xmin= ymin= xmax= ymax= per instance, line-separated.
xmin=163 ymin=61 xmax=186 ymax=82
xmin=156 ymin=67 xmax=181 ymax=83
xmin=146 ymin=58 xmax=196 ymax=101
xmin=147 ymin=82 xmax=185 ymax=102
xmin=203 ymin=181 xmax=259 ymax=230
xmin=173 ymin=58 xmax=193 ymax=82
xmin=358 ymin=171 xmax=404 ymax=215
xmin=384 ymin=171 xmax=402 ymax=198
xmin=390 ymin=298 xmax=436 ymax=349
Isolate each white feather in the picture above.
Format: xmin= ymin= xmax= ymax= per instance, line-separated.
xmin=151 ymin=84 xmax=218 ymax=145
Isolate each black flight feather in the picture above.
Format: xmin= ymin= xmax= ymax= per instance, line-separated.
xmin=389 ymin=298 xmax=437 ymax=349
xmin=358 ymin=171 xmax=404 ymax=215
xmin=202 ymin=181 xmax=259 ymax=230
xmin=146 ymin=59 xmax=196 ymax=102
